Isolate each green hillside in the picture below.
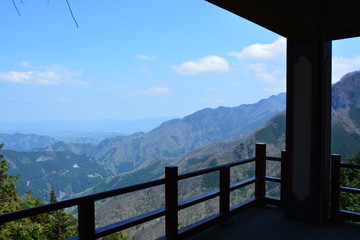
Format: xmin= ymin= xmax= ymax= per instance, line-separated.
xmin=2 ymin=150 xmax=112 ymax=202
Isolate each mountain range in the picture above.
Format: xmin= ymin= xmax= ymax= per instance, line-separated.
xmin=0 ymin=92 xmax=285 ymax=201
xmin=80 ymin=71 xmax=360 ymax=199
xmin=0 ymin=117 xmax=174 ymax=141
xmin=2 ymin=71 xmax=360 ymax=204
xmin=84 ymin=92 xmax=286 ymax=174
xmin=88 ymin=71 xmax=360 ymax=239
xmin=1 ymin=71 xmax=359 ymax=239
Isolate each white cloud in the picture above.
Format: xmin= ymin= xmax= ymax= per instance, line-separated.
xmin=214 ymin=99 xmax=227 ymax=103
xmin=244 ymin=62 xmax=284 ymax=85
xmin=51 ymin=97 xmax=73 ymax=102
xmin=129 ymin=87 xmax=172 ymax=95
xmin=229 ymin=37 xmax=286 ymax=60
xmin=19 ymin=61 xmax=33 ymax=68
xmin=0 ymin=63 xmax=85 ymax=85
xmin=230 ymin=82 xmax=242 ymax=87
xmin=135 ymin=54 xmax=157 ymax=60
xmin=207 ymin=87 xmax=217 ymax=91
xmin=255 ymin=72 xmax=279 ymax=84
xmin=246 ymin=63 xmax=267 ymax=72
xmin=0 ymin=71 xmax=34 ymax=84
xmin=172 ymin=56 xmax=230 ymax=74
xmin=332 ymin=56 xmax=360 ymax=83
xmin=148 ymin=87 xmax=171 ymax=94
xmin=264 ymin=87 xmax=286 ymax=93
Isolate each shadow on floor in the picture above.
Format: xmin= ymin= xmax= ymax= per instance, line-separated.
xmin=189 ymin=206 xmax=360 ymax=240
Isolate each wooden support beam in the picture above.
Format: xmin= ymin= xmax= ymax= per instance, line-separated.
xmin=285 ymin=36 xmax=332 ymax=223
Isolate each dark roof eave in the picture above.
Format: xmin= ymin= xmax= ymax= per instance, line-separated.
xmin=206 ymin=0 xmax=360 ymax=40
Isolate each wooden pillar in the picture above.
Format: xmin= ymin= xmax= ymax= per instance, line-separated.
xmin=285 ymin=36 xmax=332 ymax=223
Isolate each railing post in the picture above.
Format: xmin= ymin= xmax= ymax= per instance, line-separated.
xmin=220 ymin=166 xmax=230 ymax=219
xmin=78 ymin=200 xmax=95 ymax=240
xmin=331 ymin=154 xmax=341 ymax=221
xmin=280 ymin=150 xmax=286 ymax=207
xmin=165 ymin=166 xmax=178 ymax=239
xmin=255 ymin=143 xmax=266 ymax=203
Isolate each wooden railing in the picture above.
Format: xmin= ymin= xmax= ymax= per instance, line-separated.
xmin=331 ymin=154 xmax=360 ymax=222
xmin=0 ymin=144 xmax=284 ymax=240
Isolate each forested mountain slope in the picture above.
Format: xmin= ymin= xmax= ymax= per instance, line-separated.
xmin=3 ymin=150 xmax=111 ymax=202
xmin=92 ymin=93 xmax=286 ymax=174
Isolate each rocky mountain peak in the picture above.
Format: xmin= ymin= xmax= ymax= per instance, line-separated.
xmin=333 ymin=70 xmax=360 ymax=110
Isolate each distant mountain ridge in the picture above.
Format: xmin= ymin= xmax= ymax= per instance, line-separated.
xmin=92 ymin=93 xmax=286 ymax=173
xmin=0 ymin=133 xmax=59 ymax=151
xmin=87 ymin=71 xmax=360 ymax=199
xmin=1 ymin=92 xmax=286 ymax=201
xmin=0 ymin=117 xmax=174 ymax=138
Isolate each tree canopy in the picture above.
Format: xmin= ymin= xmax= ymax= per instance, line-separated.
xmin=341 ymin=148 xmax=360 ymax=214
xmin=0 ymin=143 xmax=129 ymax=239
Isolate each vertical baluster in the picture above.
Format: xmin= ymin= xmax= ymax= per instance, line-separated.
xmin=165 ymin=166 xmax=178 ymax=239
xmin=220 ymin=166 xmax=230 ymax=219
xmin=331 ymin=154 xmax=341 ymax=221
xmin=255 ymin=143 xmax=266 ymax=203
xmin=78 ymin=200 xmax=95 ymax=240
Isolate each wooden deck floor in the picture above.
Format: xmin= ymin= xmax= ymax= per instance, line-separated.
xmin=189 ymin=206 xmax=360 ymax=240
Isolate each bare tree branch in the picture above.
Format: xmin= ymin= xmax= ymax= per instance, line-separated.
xmin=65 ymin=0 xmax=79 ymax=28
xmin=11 ymin=0 xmax=79 ymax=28
xmin=12 ymin=0 xmax=21 ymax=16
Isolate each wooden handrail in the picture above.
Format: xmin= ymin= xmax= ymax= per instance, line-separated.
xmin=0 ymin=143 xmax=284 ymax=239
xmin=340 ymin=163 xmax=360 ymax=169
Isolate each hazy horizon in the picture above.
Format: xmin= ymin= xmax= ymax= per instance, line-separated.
xmin=1 ymin=1 xmax=359 ymax=122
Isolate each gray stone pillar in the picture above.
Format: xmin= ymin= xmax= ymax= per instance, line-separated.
xmin=285 ymin=37 xmax=332 ymax=223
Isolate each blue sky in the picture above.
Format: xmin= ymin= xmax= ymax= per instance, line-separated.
xmin=1 ymin=0 xmax=359 ymax=122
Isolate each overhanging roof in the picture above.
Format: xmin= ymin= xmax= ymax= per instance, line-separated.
xmin=206 ymin=0 xmax=360 ymax=40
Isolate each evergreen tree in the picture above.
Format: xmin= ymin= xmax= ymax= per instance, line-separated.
xmin=340 ymin=149 xmax=360 ymax=213
xmin=0 ymin=144 xmax=20 ymax=214
xmin=50 ymin=188 xmax=57 ymax=203
xmin=0 ymin=144 xmax=45 ymax=239
xmin=100 ymin=231 xmax=130 ymax=240
xmin=44 ymin=189 xmax=77 ymax=240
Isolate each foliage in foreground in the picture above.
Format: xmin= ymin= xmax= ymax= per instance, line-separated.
xmin=0 ymin=144 xmax=129 ymax=240
xmin=341 ymin=148 xmax=360 ymax=213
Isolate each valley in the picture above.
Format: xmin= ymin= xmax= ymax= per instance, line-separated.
xmin=0 ymin=71 xmax=359 ymax=239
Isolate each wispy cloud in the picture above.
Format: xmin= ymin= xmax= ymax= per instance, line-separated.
xmin=230 ymin=81 xmax=242 ymax=87
xmin=243 ymin=62 xmax=284 ymax=86
xmin=172 ymin=55 xmax=229 ymax=75
xmin=148 ymin=87 xmax=171 ymax=94
xmin=214 ymin=99 xmax=227 ymax=103
xmin=255 ymin=72 xmax=280 ymax=84
xmin=332 ymin=56 xmax=360 ymax=83
xmin=23 ymin=97 xmax=74 ymax=103
xmin=228 ymin=38 xmax=286 ymax=94
xmin=0 ymin=62 xmax=86 ymax=85
xmin=229 ymin=37 xmax=286 ymax=60
xmin=129 ymin=87 xmax=172 ymax=95
xmin=135 ymin=54 xmax=157 ymax=61
xmin=264 ymin=87 xmax=286 ymax=93
xmin=207 ymin=87 xmax=217 ymax=92
xmin=19 ymin=61 xmax=33 ymax=68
